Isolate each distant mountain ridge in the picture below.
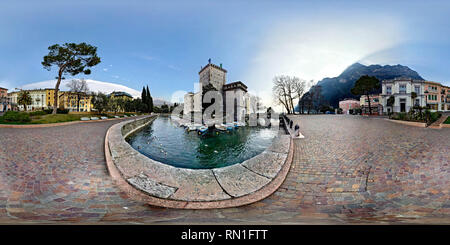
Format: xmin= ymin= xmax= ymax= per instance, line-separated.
xmin=314 ymin=63 xmax=424 ymax=107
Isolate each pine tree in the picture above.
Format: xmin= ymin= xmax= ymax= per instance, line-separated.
xmin=146 ymin=85 xmax=153 ymax=113
xmin=141 ymin=86 xmax=147 ymax=112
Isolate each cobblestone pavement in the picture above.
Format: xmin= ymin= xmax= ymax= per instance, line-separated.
xmin=0 ymin=115 xmax=449 ymax=224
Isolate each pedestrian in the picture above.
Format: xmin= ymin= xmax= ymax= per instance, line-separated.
xmin=294 ymin=124 xmax=300 ymax=137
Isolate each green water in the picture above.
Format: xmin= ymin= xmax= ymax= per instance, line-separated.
xmin=126 ymin=116 xmax=279 ymax=169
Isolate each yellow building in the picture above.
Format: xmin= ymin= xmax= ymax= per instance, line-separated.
xmin=45 ymin=88 xmax=57 ymax=108
xmin=58 ymin=91 xmax=93 ymax=112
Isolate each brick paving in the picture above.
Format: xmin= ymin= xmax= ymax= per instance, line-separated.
xmin=0 ymin=115 xmax=449 ymax=224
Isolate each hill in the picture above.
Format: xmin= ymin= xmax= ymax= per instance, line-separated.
xmin=315 ymin=63 xmax=424 ymax=107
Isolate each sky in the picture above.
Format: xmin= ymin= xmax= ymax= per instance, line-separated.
xmin=0 ymin=0 xmax=449 ymax=106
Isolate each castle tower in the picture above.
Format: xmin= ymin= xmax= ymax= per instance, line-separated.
xmin=198 ymin=60 xmax=227 ymax=91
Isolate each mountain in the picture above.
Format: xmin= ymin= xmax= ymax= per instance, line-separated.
xmin=153 ymin=98 xmax=173 ymax=106
xmin=313 ymin=63 xmax=424 ymax=107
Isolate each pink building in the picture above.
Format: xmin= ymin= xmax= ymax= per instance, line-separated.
xmin=339 ymin=99 xmax=360 ymax=114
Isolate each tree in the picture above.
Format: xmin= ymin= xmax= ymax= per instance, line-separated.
xmin=161 ymin=103 xmax=169 ymax=113
xmin=116 ymin=98 xmax=126 ymax=112
xmin=273 ymin=75 xmax=299 ymax=114
xmin=124 ymin=100 xmax=134 ymax=112
xmin=42 ymin=42 xmax=101 ymax=114
xmin=411 ymin=91 xmax=417 ymax=108
xmin=293 ymin=78 xmax=306 ymax=113
xmin=303 ymin=92 xmax=313 ymax=114
xmin=67 ymin=79 xmax=90 ymax=112
xmin=146 ymin=85 xmax=153 ymax=113
xmin=18 ymin=90 xmax=32 ymax=111
xmin=387 ymin=95 xmax=395 ymax=117
xmin=350 ymin=75 xmax=381 ymax=115
xmin=91 ymin=92 xmax=109 ymax=113
xmin=310 ymin=85 xmax=324 ymax=113
xmin=141 ymin=86 xmax=147 ymax=110
xmin=108 ymin=97 xmax=120 ymax=114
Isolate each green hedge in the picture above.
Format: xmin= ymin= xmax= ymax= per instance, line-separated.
xmin=57 ymin=108 xmax=69 ymax=114
xmin=29 ymin=110 xmax=47 ymax=116
xmin=2 ymin=111 xmax=31 ymax=123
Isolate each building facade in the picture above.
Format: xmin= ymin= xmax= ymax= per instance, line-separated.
xmin=8 ymin=89 xmax=47 ymax=111
xmin=7 ymin=89 xmax=93 ymax=112
xmin=359 ymin=94 xmax=383 ymax=115
xmin=381 ymin=78 xmax=449 ymax=113
xmin=109 ymin=91 xmax=133 ymax=101
xmin=339 ymin=99 xmax=360 ymax=114
xmin=424 ymin=81 xmax=450 ymax=112
xmin=58 ymin=91 xmax=93 ymax=112
xmin=184 ymin=61 xmax=253 ymax=123
xmin=0 ymin=87 xmax=9 ymax=112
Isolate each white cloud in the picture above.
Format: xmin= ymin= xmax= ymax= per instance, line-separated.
xmin=0 ymin=80 xmax=13 ymax=90
xmin=242 ymin=13 xmax=407 ymax=108
xmin=103 ymin=68 xmax=108 ymax=72
xmin=19 ymin=79 xmax=141 ymax=98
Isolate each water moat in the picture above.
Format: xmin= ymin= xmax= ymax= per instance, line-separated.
xmin=126 ymin=116 xmax=279 ymax=169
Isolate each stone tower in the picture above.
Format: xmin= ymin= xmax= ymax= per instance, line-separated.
xmin=198 ymin=60 xmax=227 ymax=91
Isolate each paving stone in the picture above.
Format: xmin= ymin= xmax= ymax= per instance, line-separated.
xmin=127 ymin=173 xmax=177 ymax=198
xmin=213 ymin=164 xmax=271 ymax=197
xmin=169 ymin=169 xmax=231 ymax=201
xmin=241 ymin=152 xmax=287 ymax=179
xmin=0 ymin=114 xmax=448 ymax=224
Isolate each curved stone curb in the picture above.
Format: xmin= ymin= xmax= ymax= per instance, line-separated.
xmin=104 ymin=115 xmax=294 ymax=209
xmin=0 ymin=116 xmax=144 ymax=128
xmin=385 ymin=119 xmax=426 ymax=128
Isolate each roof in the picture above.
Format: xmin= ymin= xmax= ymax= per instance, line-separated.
xmin=198 ymin=63 xmax=227 ymax=74
xmin=425 ymin=81 xmax=444 ymax=86
xmin=223 ymin=81 xmax=248 ymax=92
xmin=383 ymin=78 xmax=425 ymax=83
xmin=109 ymin=91 xmax=133 ymax=98
xmin=339 ymin=98 xmax=359 ymax=102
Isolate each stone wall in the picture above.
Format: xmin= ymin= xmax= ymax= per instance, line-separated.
xmin=121 ymin=115 xmax=157 ymax=137
xmin=106 ymin=115 xmax=293 ymax=207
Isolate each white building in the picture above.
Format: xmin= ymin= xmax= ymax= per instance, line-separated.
xmin=380 ymin=78 xmax=426 ymax=114
xmin=8 ymin=89 xmax=47 ymax=111
xmin=184 ymin=60 xmax=255 ymax=123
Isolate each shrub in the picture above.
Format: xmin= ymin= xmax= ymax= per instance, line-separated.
xmin=29 ymin=110 xmax=47 ymax=116
xmin=429 ymin=112 xmax=441 ymax=124
xmin=44 ymin=109 xmax=53 ymax=114
xmin=57 ymin=108 xmax=69 ymax=114
xmin=2 ymin=111 xmax=31 ymax=123
xmin=398 ymin=112 xmax=407 ymax=121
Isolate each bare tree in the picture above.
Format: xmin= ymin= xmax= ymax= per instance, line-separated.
xmin=292 ymin=78 xmax=307 ymax=114
xmin=273 ymin=75 xmax=307 ymax=114
xmin=68 ymin=79 xmax=90 ymax=112
xmin=273 ymin=75 xmax=292 ymax=114
xmin=293 ymin=78 xmax=306 ymax=101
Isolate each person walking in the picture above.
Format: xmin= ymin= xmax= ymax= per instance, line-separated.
xmin=294 ymin=124 xmax=304 ymax=138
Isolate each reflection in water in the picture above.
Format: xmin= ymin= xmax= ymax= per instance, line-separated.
xmin=126 ymin=116 xmax=278 ymax=169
